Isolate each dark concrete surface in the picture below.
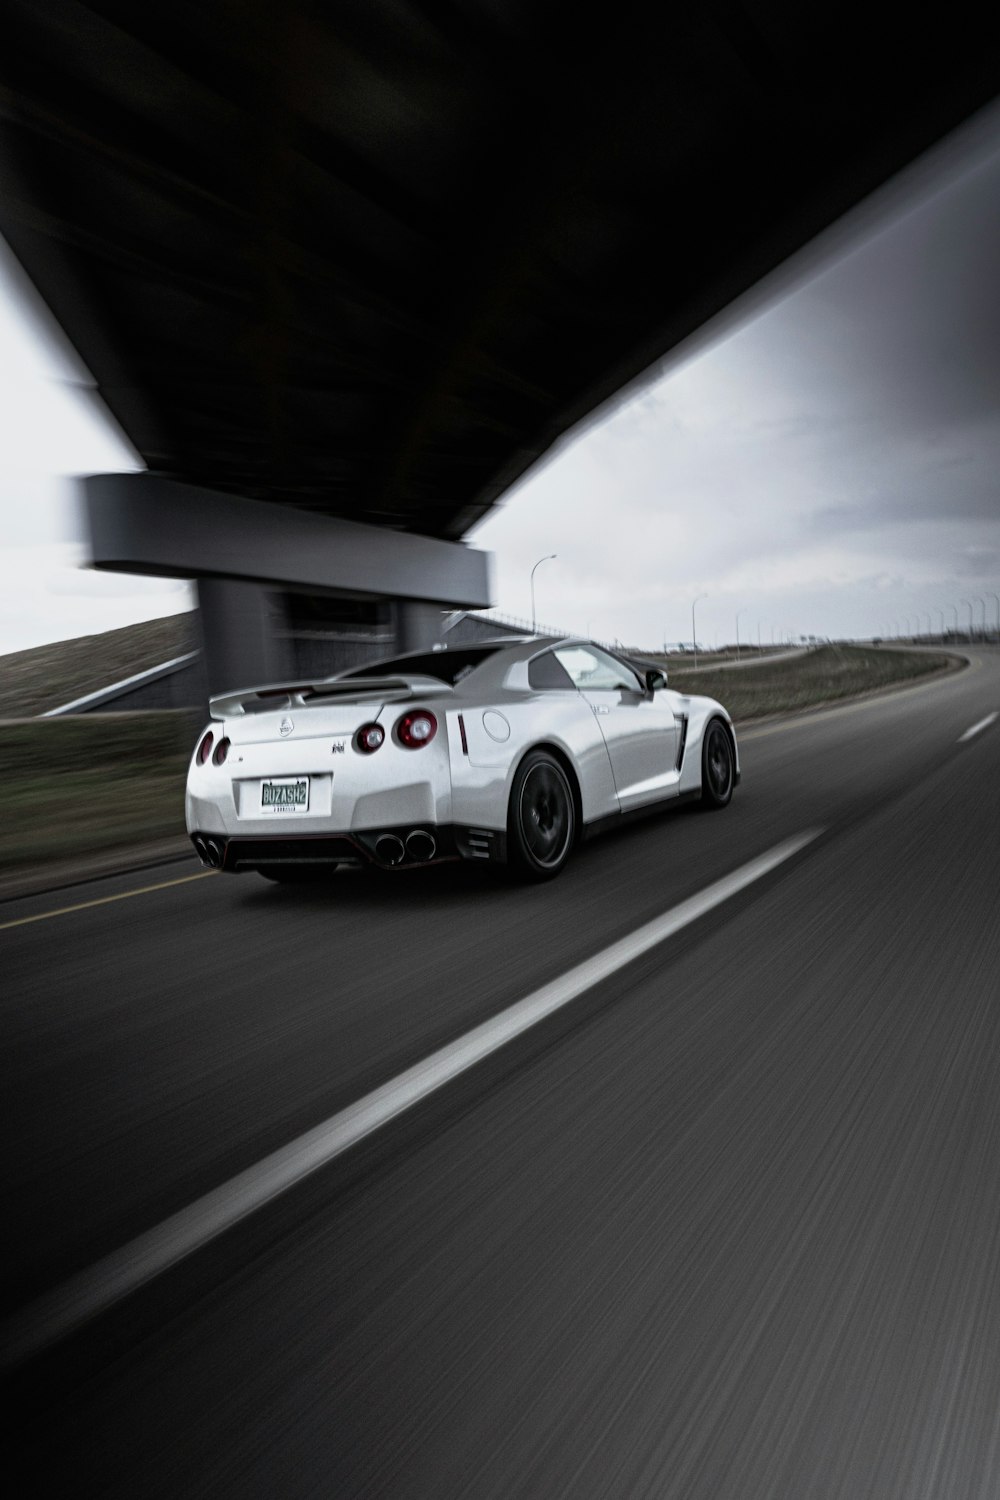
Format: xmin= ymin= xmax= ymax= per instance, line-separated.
xmin=3 ymin=650 xmax=998 ymax=1496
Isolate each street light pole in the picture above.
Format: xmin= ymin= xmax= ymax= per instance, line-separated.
xmin=530 ymin=554 xmax=556 ymax=634
xmin=735 ymin=608 xmax=746 ymax=663
xmin=990 ymin=594 xmax=1000 ymax=644
xmin=692 ymin=594 xmax=707 ymax=670
xmin=961 ymin=599 xmax=974 ymax=641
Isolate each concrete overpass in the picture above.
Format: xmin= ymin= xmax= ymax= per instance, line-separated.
xmin=2 ymin=1 xmax=998 ymax=691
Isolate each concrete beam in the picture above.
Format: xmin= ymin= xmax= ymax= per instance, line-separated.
xmin=82 ymin=473 xmax=493 ymax=608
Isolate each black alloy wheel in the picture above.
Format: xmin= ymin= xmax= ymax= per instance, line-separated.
xmin=701 ymin=720 xmax=734 ymax=808
xmin=508 ymin=751 xmax=576 ymax=880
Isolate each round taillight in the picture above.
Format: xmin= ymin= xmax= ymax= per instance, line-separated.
xmin=356 ymin=722 xmax=385 ymax=754
xmin=197 ymin=731 xmax=214 ymax=764
xmin=397 ymin=710 xmax=437 ymax=749
xmin=212 ymin=737 xmax=230 ymax=766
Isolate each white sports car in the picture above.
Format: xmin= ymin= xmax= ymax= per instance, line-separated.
xmin=186 ymin=637 xmax=739 ymax=882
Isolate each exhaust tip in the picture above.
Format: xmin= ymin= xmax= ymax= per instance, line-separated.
xmin=375 ymin=834 xmax=405 ymax=867
xmin=405 ymin=830 xmax=436 ymax=863
xmin=203 ymin=839 xmax=223 ymax=868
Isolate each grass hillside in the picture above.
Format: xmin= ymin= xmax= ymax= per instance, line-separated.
xmin=665 ymin=644 xmax=955 ymax=722
xmin=0 ymin=713 xmax=198 ymax=875
xmin=0 ymin=613 xmax=197 ymax=718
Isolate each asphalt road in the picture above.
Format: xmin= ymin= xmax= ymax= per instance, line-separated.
xmin=2 ymin=649 xmax=998 ymax=1497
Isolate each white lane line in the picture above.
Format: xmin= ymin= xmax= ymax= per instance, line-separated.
xmin=959 ymin=711 xmax=998 ymax=743
xmin=1 ymin=829 xmax=821 ymax=1368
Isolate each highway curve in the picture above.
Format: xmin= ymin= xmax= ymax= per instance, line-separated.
xmin=2 ymin=648 xmax=999 ymax=1498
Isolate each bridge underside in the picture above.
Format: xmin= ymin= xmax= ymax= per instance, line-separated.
xmin=2 ymin=2 xmax=998 ymax=691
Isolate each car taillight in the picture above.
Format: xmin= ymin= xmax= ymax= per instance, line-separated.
xmin=212 ymin=737 xmax=230 ymax=766
xmin=197 ymin=731 xmax=214 ymax=764
xmin=396 ymin=709 xmax=437 ymax=748
xmin=356 ymin=722 xmax=385 ymax=753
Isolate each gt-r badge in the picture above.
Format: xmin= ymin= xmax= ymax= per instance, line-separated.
xmin=331 ymin=741 xmax=345 ymax=753
xmin=279 ymin=716 xmax=294 ymax=737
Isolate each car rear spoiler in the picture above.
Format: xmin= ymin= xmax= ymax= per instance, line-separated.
xmin=209 ymin=675 xmax=453 ymax=718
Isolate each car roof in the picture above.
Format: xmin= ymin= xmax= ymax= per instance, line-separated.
xmin=332 ymin=635 xmax=585 ymax=694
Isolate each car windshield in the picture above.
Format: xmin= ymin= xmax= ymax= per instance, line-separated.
xmin=339 ymin=645 xmax=505 ymax=686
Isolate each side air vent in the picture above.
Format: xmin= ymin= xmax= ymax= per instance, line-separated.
xmin=675 ymin=716 xmax=689 ymax=771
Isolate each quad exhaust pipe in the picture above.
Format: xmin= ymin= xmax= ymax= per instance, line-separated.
xmin=193 ymin=831 xmax=436 ymax=871
xmin=405 ymin=830 xmax=436 ymax=863
xmin=373 ymin=830 xmax=437 ymax=866
xmin=193 ymin=835 xmax=223 ymax=868
xmin=374 ymin=834 xmax=406 ymax=866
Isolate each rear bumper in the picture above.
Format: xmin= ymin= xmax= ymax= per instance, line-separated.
xmin=190 ymin=823 xmax=507 ymax=872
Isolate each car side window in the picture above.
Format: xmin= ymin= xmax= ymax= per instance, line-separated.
xmin=528 ymin=651 xmax=576 ymax=690
xmin=553 ymin=646 xmax=641 ymax=692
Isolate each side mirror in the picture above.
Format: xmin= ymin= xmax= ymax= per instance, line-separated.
xmin=644 ymin=667 xmax=668 ymax=694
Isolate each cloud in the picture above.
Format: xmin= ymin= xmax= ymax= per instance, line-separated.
xmin=0 ymin=544 xmax=194 ymax=655
xmin=472 ymin=114 xmax=1000 ymax=644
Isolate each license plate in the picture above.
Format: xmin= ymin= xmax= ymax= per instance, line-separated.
xmin=260 ymin=777 xmax=310 ymax=813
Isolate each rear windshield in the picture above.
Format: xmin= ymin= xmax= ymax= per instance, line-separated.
xmin=340 ymin=645 xmax=503 ymax=686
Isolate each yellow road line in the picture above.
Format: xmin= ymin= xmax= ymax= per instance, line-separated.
xmin=0 ymin=870 xmax=217 ymax=932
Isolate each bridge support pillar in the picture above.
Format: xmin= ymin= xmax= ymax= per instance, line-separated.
xmin=394 ymin=601 xmax=444 ymax=654
xmin=196 ymin=579 xmax=292 ymax=699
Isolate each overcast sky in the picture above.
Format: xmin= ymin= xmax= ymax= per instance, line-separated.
xmin=1 ymin=100 xmax=999 ymax=657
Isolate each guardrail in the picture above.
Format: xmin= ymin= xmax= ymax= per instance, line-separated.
xmin=42 ymin=653 xmax=200 ymax=716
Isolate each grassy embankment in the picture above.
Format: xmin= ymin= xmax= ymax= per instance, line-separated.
xmin=0 ymin=613 xmax=195 ymax=719
xmin=0 ymin=641 xmax=957 ymax=879
xmin=0 ymin=713 xmax=199 ymax=875
xmin=0 ymin=614 xmax=199 ymax=877
xmin=661 ymin=643 xmax=954 ymax=722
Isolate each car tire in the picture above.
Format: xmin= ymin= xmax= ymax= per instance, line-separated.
xmin=258 ymin=865 xmax=339 ymax=882
xmin=700 ymin=719 xmax=735 ymax=809
xmin=507 ymin=750 xmax=576 ymax=881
